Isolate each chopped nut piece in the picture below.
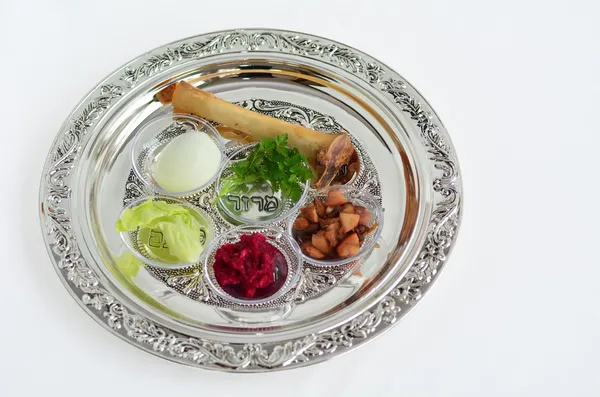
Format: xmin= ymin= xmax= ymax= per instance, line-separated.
xmin=300 ymin=204 xmax=319 ymax=223
xmin=324 ymin=223 xmax=341 ymax=246
xmin=302 ymin=242 xmax=326 ymax=259
xmin=314 ymin=198 xmax=327 ymax=218
xmin=325 ymin=189 xmax=347 ymax=206
xmin=340 ymin=213 xmax=360 ymax=233
xmin=312 ymin=232 xmax=330 ymax=254
xmin=293 ymin=217 xmax=310 ymax=230
xmin=336 ymin=233 xmax=360 ymax=258
xmin=340 ymin=232 xmax=359 ymax=246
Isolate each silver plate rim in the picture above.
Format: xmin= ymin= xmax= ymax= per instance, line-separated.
xmin=39 ymin=28 xmax=462 ymax=372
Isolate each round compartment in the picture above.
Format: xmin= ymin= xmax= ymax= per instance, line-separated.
xmin=119 ymin=196 xmax=215 ymax=269
xmin=289 ymin=186 xmax=384 ymax=267
xmin=204 ymin=226 xmax=303 ymax=305
xmin=131 ymin=113 xmax=225 ymax=196
xmin=215 ymin=143 xmax=310 ymax=225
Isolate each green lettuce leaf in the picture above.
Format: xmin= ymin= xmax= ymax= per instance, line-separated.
xmin=114 ymin=251 xmax=142 ymax=278
xmin=116 ymin=199 xmax=203 ymax=263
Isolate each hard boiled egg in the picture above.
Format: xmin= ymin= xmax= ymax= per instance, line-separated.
xmin=153 ymin=131 xmax=221 ymax=192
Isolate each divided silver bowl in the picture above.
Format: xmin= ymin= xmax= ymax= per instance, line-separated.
xmin=39 ymin=28 xmax=462 ymax=372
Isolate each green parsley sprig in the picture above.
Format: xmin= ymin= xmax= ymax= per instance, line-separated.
xmin=217 ymin=134 xmax=314 ymax=202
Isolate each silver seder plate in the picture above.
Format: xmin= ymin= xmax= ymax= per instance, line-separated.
xmin=39 ymin=29 xmax=462 ymax=372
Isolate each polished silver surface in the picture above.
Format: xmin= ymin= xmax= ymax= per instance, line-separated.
xmin=39 ymin=29 xmax=462 ymax=372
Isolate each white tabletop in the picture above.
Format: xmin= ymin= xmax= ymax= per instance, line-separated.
xmin=2 ymin=0 xmax=599 ymax=395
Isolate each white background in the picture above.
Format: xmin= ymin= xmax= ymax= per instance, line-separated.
xmin=1 ymin=0 xmax=599 ymax=395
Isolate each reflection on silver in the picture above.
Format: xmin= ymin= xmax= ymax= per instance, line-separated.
xmin=39 ymin=29 xmax=461 ymax=372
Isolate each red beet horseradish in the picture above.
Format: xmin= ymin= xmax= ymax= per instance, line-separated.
xmin=213 ymin=233 xmax=287 ymax=300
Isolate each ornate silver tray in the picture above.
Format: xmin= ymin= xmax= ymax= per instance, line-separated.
xmin=39 ymin=28 xmax=462 ymax=372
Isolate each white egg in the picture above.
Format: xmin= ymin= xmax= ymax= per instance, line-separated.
xmin=153 ymin=131 xmax=221 ymax=192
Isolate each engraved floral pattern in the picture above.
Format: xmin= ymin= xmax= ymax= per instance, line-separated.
xmin=293 ymin=266 xmax=350 ymax=302
xmin=120 ymin=32 xmax=385 ymax=87
xmin=112 ymin=302 xmax=318 ymax=369
xmin=381 ymin=79 xmax=460 ymax=299
xmin=41 ymin=29 xmax=461 ymax=371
